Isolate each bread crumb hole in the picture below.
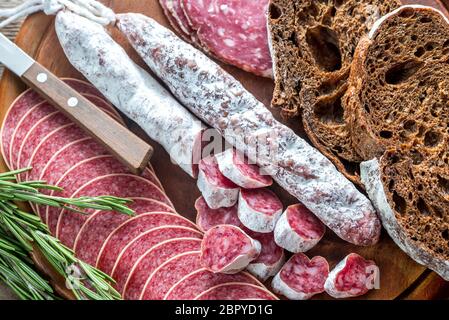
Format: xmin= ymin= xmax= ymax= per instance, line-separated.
xmin=403 ymin=120 xmax=417 ymax=132
xmin=420 ymin=16 xmax=432 ymax=23
xmin=399 ymin=8 xmax=415 ymax=18
xmin=269 ymin=4 xmax=282 ymax=20
xmin=380 ymin=130 xmax=393 ymax=139
xmin=424 ymin=130 xmax=441 ymax=147
xmin=411 ymin=35 xmax=418 ymax=41
xmin=305 ymin=25 xmax=342 ymax=72
xmin=438 ymin=175 xmax=449 ymax=195
xmin=393 ymin=191 xmax=407 ymax=215
xmin=414 ymin=47 xmax=425 ymax=57
xmin=385 ymin=59 xmax=424 ymax=85
xmin=425 ymin=42 xmax=435 ymax=51
xmin=442 ymin=229 xmax=449 ymax=240
xmin=314 ymin=93 xmax=344 ymax=124
xmin=417 ymin=198 xmax=431 ymax=216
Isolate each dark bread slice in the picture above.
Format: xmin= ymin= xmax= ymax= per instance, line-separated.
xmin=357 ymin=6 xmax=449 ymax=280
xmin=268 ymin=0 xmax=400 ymax=185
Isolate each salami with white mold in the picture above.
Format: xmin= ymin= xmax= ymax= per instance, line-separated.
xmin=195 ymin=196 xmax=241 ymax=232
xmin=200 ymin=225 xmax=261 ymax=274
xmin=216 ymin=148 xmax=273 ymax=189
xmin=117 ymin=14 xmax=381 ymax=246
xmin=197 ymin=156 xmax=240 ymax=209
xmin=274 ymin=204 xmax=326 ymax=253
xmin=272 ymin=253 xmax=329 ymax=300
xmin=238 ymin=188 xmax=283 ymax=233
xmin=195 ymin=283 xmax=278 ymax=300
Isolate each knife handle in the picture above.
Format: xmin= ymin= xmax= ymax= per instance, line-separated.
xmin=22 ymin=62 xmax=153 ymax=175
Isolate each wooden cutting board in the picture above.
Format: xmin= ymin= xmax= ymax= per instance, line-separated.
xmin=0 ymin=0 xmax=448 ymax=300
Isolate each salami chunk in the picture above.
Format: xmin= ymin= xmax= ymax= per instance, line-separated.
xmin=324 ymin=253 xmax=379 ymax=299
xmin=272 ymin=253 xmax=329 ymax=300
xmin=96 ymin=212 xmax=197 ymax=274
xmin=180 ymin=0 xmax=272 ymax=77
xmin=238 ymin=189 xmax=283 ymax=233
xmin=195 ymin=196 xmax=241 ymax=232
xmin=112 ymin=227 xmax=202 ymax=294
xmin=123 ymin=237 xmax=202 ymax=300
xmin=195 ymin=283 xmax=278 ymax=300
xmin=200 ymin=225 xmax=261 ymax=274
xmin=216 ymin=149 xmax=272 ymax=189
xmin=197 ymin=156 xmax=239 ymax=209
xmin=274 ymin=204 xmax=326 ymax=253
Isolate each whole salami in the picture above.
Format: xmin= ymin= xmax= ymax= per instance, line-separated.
xmin=116 ymin=13 xmax=381 ymax=246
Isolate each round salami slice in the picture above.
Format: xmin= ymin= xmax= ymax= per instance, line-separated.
xmin=200 ymin=225 xmax=261 ymax=274
xmin=324 ymin=253 xmax=379 ymax=299
xmin=194 ymin=282 xmax=278 ymax=300
xmin=112 ymin=227 xmax=202 ymax=294
xmin=164 ymin=268 xmax=262 ymax=300
xmin=180 ymin=0 xmax=273 ymax=77
xmin=55 ymin=174 xmax=172 ymax=248
xmin=123 ymin=237 xmax=202 ymax=300
xmin=73 ymin=198 xmax=175 ymax=265
xmin=272 ymin=253 xmax=329 ymax=300
xmin=140 ymin=251 xmax=201 ymax=300
xmin=197 ymin=155 xmax=239 ymax=209
xmin=216 ymin=149 xmax=272 ymax=189
xmin=238 ymin=188 xmax=283 ymax=233
xmin=96 ymin=212 xmax=197 ymax=274
xmin=274 ymin=204 xmax=326 ymax=253
xmin=195 ymin=196 xmax=241 ymax=232
xmin=159 ymin=0 xmax=194 ymax=42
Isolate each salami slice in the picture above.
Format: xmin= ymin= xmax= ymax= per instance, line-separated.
xmin=180 ymin=0 xmax=272 ymax=77
xmin=197 ymin=155 xmax=239 ymax=209
xmin=96 ymin=212 xmax=197 ymax=274
xmin=195 ymin=196 xmax=241 ymax=232
xmin=324 ymin=253 xmax=379 ymax=299
xmin=73 ymin=198 xmax=175 ymax=265
xmin=55 ymin=174 xmax=172 ymax=248
xmin=272 ymin=253 xmax=329 ymax=300
xmin=238 ymin=188 xmax=283 ymax=233
xmin=140 ymin=251 xmax=201 ymax=300
xmin=195 ymin=283 xmax=278 ymax=300
xmin=274 ymin=204 xmax=326 ymax=253
xmin=159 ymin=0 xmax=193 ymax=42
xmin=200 ymin=225 xmax=261 ymax=274
xmin=112 ymin=227 xmax=202 ymax=294
xmin=123 ymin=237 xmax=202 ymax=300
xmin=216 ymin=149 xmax=272 ymax=189
xmin=164 ymin=268 xmax=262 ymax=300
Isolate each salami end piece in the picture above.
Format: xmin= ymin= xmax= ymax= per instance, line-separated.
xmin=272 ymin=253 xmax=329 ymax=300
xmin=195 ymin=196 xmax=240 ymax=232
xmin=324 ymin=253 xmax=379 ymax=299
xmin=197 ymin=156 xmax=240 ymax=209
xmin=216 ymin=149 xmax=273 ymax=189
xmin=200 ymin=225 xmax=261 ymax=274
xmin=238 ymin=188 xmax=283 ymax=233
xmin=274 ymin=204 xmax=326 ymax=253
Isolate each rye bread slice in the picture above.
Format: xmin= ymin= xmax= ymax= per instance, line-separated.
xmin=268 ymin=0 xmax=400 ymax=185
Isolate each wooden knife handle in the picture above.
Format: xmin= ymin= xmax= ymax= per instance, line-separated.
xmin=22 ymin=62 xmax=153 ymax=175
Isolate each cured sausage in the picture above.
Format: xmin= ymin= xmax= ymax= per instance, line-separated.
xmin=197 ymin=155 xmax=240 ymax=209
xmin=200 ymin=225 xmax=261 ymax=274
xmin=195 ymin=283 xmax=278 ymax=300
xmin=274 ymin=204 xmax=326 ymax=253
xmin=159 ymin=0 xmax=194 ymax=42
xmin=216 ymin=148 xmax=273 ymax=189
xmin=324 ymin=253 xmax=379 ymax=299
xmin=195 ymin=196 xmax=240 ymax=232
xmin=272 ymin=253 xmax=329 ymax=300
xmin=238 ymin=188 xmax=283 ymax=233
xmin=116 ymin=13 xmax=381 ymax=246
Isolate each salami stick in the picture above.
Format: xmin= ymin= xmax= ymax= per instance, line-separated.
xmin=116 ymin=13 xmax=381 ymax=246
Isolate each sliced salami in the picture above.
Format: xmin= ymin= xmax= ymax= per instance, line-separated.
xmin=164 ymin=268 xmax=262 ymax=300
xmin=140 ymin=251 xmax=201 ymax=300
xmin=200 ymin=225 xmax=261 ymax=274
xmin=195 ymin=283 xmax=278 ymax=300
xmin=216 ymin=149 xmax=272 ymax=189
xmin=274 ymin=204 xmax=326 ymax=253
xmin=159 ymin=0 xmax=193 ymax=42
xmin=96 ymin=212 xmax=197 ymax=274
xmin=324 ymin=253 xmax=379 ymax=299
xmin=238 ymin=188 xmax=283 ymax=233
xmin=197 ymin=155 xmax=239 ymax=209
xmin=195 ymin=196 xmax=241 ymax=232
xmin=123 ymin=237 xmax=202 ymax=300
xmin=73 ymin=198 xmax=175 ymax=265
xmin=55 ymin=174 xmax=172 ymax=248
xmin=112 ymin=227 xmax=202 ymax=294
xmin=272 ymin=253 xmax=329 ymax=300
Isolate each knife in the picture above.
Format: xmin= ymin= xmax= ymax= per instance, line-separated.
xmin=0 ymin=32 xmax=153 ymax=175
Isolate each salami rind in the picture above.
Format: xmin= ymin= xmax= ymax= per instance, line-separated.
xmin=195 ymin=196 xmax=240 ymax=232
xmin=197 ymin=156 xmax=240 ymax=209
xmin=216 ymin=149 xmax=273 ymax=189
xmin=200 ymin=225 xmax=261 ymax=274
xmin=195 ymin=283 xmax=278 ymax=300
xmin=117 ymin=14 xmax=381 ymax=246
xmin=274 ymin=204 xmax=326 ymax=253
xmin=272 ymin=253 xmax=329 ymax=300
xmin=324 ymin=253 xmax=379 ymax=299
xmin=238 ymin=188 xmax=283 ymax=233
